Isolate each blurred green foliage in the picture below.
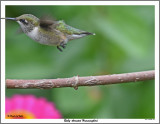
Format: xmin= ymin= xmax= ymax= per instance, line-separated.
xmin=5 ymin=5 xmax=154 ymax=118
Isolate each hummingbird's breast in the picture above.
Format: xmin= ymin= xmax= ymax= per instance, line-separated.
xmin=26 ymin=27 xmax=39 ymax=41
xmin=26 ymin=26 xmax=62 ymax=46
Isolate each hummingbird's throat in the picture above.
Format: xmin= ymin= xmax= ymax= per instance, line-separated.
xmin=26 ymin=27 xmax=39 ymax=41
xmin=18 ymin=21 xmax=34 ymax=33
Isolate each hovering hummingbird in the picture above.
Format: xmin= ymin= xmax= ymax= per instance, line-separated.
xmin=1 ymin=14 xmax=95 ymax=51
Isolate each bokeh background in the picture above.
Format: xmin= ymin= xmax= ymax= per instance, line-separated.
xmin=5 ymin=5 xmax=155 ymax=118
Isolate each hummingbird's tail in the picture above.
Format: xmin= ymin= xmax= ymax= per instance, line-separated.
xmin=68 ymin=31 xmax=95 ymax=40
xmin=67 ymin=31 xmax=95 ymax=40
xmin=80 ymin=32 xmax=96 ymax=35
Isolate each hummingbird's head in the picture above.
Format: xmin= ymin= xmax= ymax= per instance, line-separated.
xmin=15 ymin=14 xmax=39 ymax=33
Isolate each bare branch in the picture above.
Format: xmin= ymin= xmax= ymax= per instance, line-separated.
xmin=6 ymin=70 xmax=155 ymax=90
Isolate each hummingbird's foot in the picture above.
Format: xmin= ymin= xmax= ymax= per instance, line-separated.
xmin=60 ymin=42 xmax=67 ymax=49
xmin=57 ymin=46 xmax=63 ymax=52
xmin=57 ymin=42 xmax=67 ymax=52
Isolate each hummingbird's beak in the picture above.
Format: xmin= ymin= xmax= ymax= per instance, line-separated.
xmin=1 ymin=17 xmax=17 ymax=21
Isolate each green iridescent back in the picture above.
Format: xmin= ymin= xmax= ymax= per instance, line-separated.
xmin=56 ymin=20 xmax=84 ymax=35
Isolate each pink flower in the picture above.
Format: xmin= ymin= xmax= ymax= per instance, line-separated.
xmin=5 ymin=94 xmax=62 ymax=119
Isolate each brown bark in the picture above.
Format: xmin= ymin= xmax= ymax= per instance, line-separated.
xmin=6 ymin=70 xmax=155 ymax=90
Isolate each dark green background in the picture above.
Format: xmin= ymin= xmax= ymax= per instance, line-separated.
xmin=5 ymin=5 xmax=154 ymax=118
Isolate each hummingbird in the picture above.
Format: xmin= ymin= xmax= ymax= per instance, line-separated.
xmin=1 ymin=14 xmax=95 ymax=51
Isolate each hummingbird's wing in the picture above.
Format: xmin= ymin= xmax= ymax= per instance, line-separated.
xmin=39 ymin=20 xmax=56 ymax=31
xmin=39 ymin=15 xmax=58 ymax=31
xmin=40 ymin=15 xmax=56 ymax=22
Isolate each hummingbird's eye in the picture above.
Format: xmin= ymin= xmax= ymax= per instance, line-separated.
xmin=19 ymin=19 xmax=28 ymax=25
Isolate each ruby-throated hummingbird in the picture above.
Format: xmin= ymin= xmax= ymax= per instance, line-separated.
xmin=1 ymin=14 xmax=95 ymax=51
